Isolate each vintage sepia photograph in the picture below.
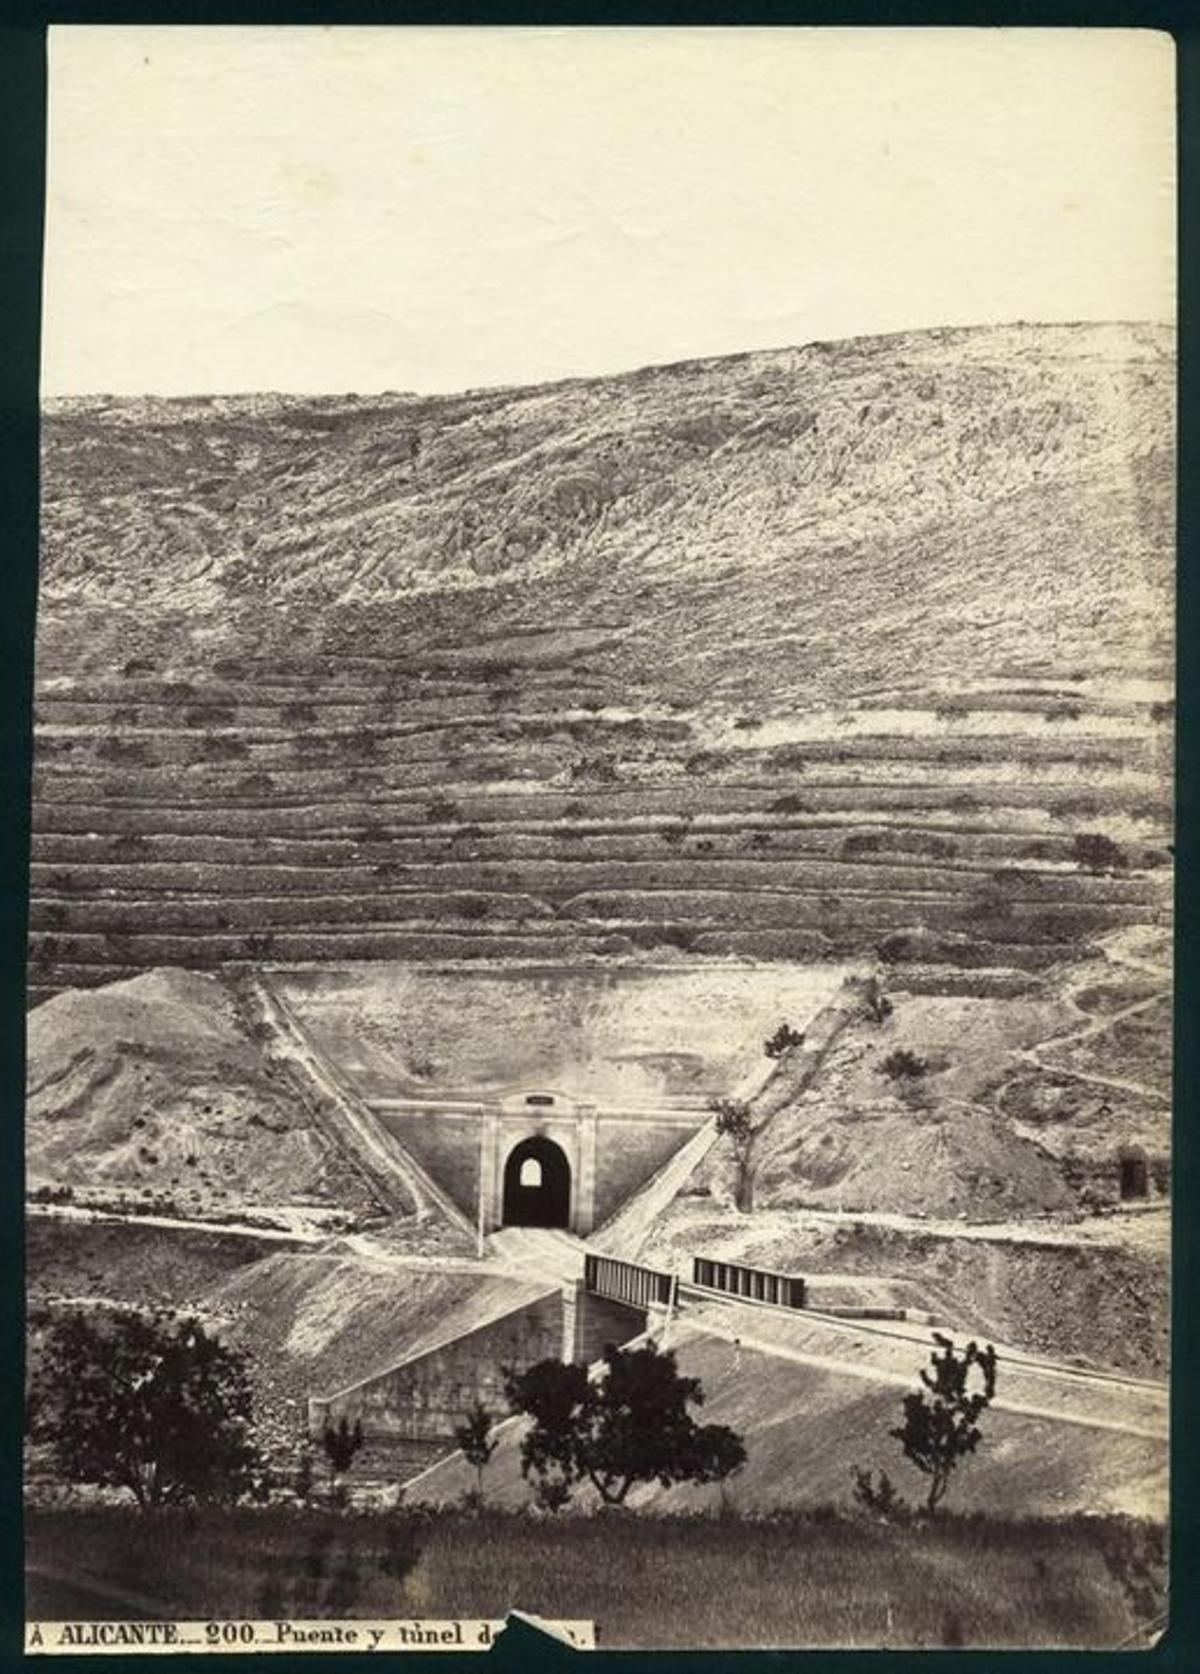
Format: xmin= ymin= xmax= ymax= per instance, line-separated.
xmin=25 ymin=25 xmax=1175 ymax=1650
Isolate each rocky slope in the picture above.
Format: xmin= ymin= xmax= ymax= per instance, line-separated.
xmin=25 ymin=968 xmax=389 ymax=1214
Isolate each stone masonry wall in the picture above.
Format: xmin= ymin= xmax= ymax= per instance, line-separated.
xmin=318 ymin=1291 xmax=562 ymax=1442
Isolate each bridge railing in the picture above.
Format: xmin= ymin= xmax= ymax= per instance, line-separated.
xmin=691 ymin=1257 xmax=807 ymax=1310
xmin=584 ymin=1253 xmax=674 ymax=1310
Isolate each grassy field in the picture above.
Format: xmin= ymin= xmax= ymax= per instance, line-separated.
xmin=25 ymin=1504 xmax=1166 ymax=1649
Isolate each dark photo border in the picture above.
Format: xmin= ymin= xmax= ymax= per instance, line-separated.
xmin=1 ymin=9 xmax=1194 ymax=1673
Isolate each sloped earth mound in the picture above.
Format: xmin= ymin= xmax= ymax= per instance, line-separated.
xmin=408 ymin=1318 xmax=1167 ymax=1521
xmin=695 ymin=988 xmax=1078 ymax=1219
xmin=753 ymin=1101 xmax=1074 ymax=1220
xmin=997 ymin=1069 xmax=1167 ymax=1164
xmin=204 ymin=1249 xmax=553 ymax=1401
xmin=696 ymin=946 xmax=1170 ymax=1221
xmin=25 ymin=968 xmax=384 ymax=1214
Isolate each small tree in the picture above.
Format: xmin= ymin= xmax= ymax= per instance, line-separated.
xmin=891 ymin=1334 xmax=998 ymax=1514
xmin=505 ymin=1343 xmax=745 ymax=1510
xmin=862 ymin=976 xmax=894 ymax=1025
xmin=709 ymin=1097 xmax=756 ymax=1211
xmin=852 ymin=1466 xmax=906 ymax=1522
xmin=26 ymin=1309 xmax=264 ymax=1510
xmin=294 ymin=1447 xmax=316 ymax=1504
xmin=453 ymin=1401 xmax=498 ymax=1504
xmin=321 ymin=1414 xmax=364 ymax=1498
xmin=764 ymin=1022 xmax=805 ymax=1059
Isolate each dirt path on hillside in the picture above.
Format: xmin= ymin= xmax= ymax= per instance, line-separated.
xmin=1012 ymin=935 xmax=1171 ymax=1104
xmin=648 ymin=1201 xmax=1169 ymax=1270
xmin=27 ymin=1203 xmax=322 ymax=1244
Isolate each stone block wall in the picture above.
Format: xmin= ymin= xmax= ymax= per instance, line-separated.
xmin=563 ymin=1283 xmax=648 ymax=1364
xmin=314 ymin=1290 xmax=562 ymax=1442
xmin=377 ymin=1111 xmax=483 ymax=1221
xmin=591 ymin=1117 xmax=704 ymax=1228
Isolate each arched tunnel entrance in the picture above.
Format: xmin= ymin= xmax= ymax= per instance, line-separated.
xmin=502 ymin=1135 xmax=572 ymax=1228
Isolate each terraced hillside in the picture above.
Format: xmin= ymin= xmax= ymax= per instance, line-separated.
xmin=30 ymin=322 xmax=1173 ymax=1001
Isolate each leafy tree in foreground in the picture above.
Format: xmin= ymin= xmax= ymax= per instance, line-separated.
xmin=27 ymin=1309 xmax=264 ymax=1510
xmin=505 ymin=1342 xmax=746 ymax=1509
xmin=453 ymin=1401 xmax=498 ymax=1503
xmin=892 ymin=1333 xmax=998 ymax=1514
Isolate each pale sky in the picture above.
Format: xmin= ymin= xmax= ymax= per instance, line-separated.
xmin=42 ymin=26 xmax=1176 ymax=397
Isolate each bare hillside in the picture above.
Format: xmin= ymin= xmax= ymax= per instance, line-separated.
xmin=41 ymin=320 xmax=1173 ymax=675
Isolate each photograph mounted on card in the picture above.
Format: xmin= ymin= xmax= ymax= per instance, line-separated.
xmin=26 ymin=24 xmax=1174 ymax=1651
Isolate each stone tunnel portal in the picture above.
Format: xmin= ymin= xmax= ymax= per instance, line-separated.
xmin=502 ymin=1134 xmax=572 ymax=1228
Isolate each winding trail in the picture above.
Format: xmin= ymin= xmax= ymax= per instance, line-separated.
xmin=1013 ymin=934 xmax=1171 ymax=1104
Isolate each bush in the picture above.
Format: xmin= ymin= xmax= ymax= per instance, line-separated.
xmin=184 ymin=705 xmax=236 ymax=728
xmin=841 ymin=832 xmax=885 ymax=857
xmin=879 ymin=1049 xmax=929 ymax=1082
xmin=877 ymin=934 xmax=913 ymax=966
xmin=201 ymin=736 xmax=249 ymax=762
xmin=98 ymin=737 xmax=150 ymax=766
xmin=1072 ymin=832 xmax=1128 ymax=873
xmin=236 ymin=771 xmax=275 ymax=798
xmin=321 ymin=1416 xmax=364 ymax=1482
xmin=852 ymin=1468 xmax=908 ymax=1522
xmin=572 ymin=752 xmax=619 ymax=784
xmin=764 ymin=1023 xmax=805 ymax=1059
